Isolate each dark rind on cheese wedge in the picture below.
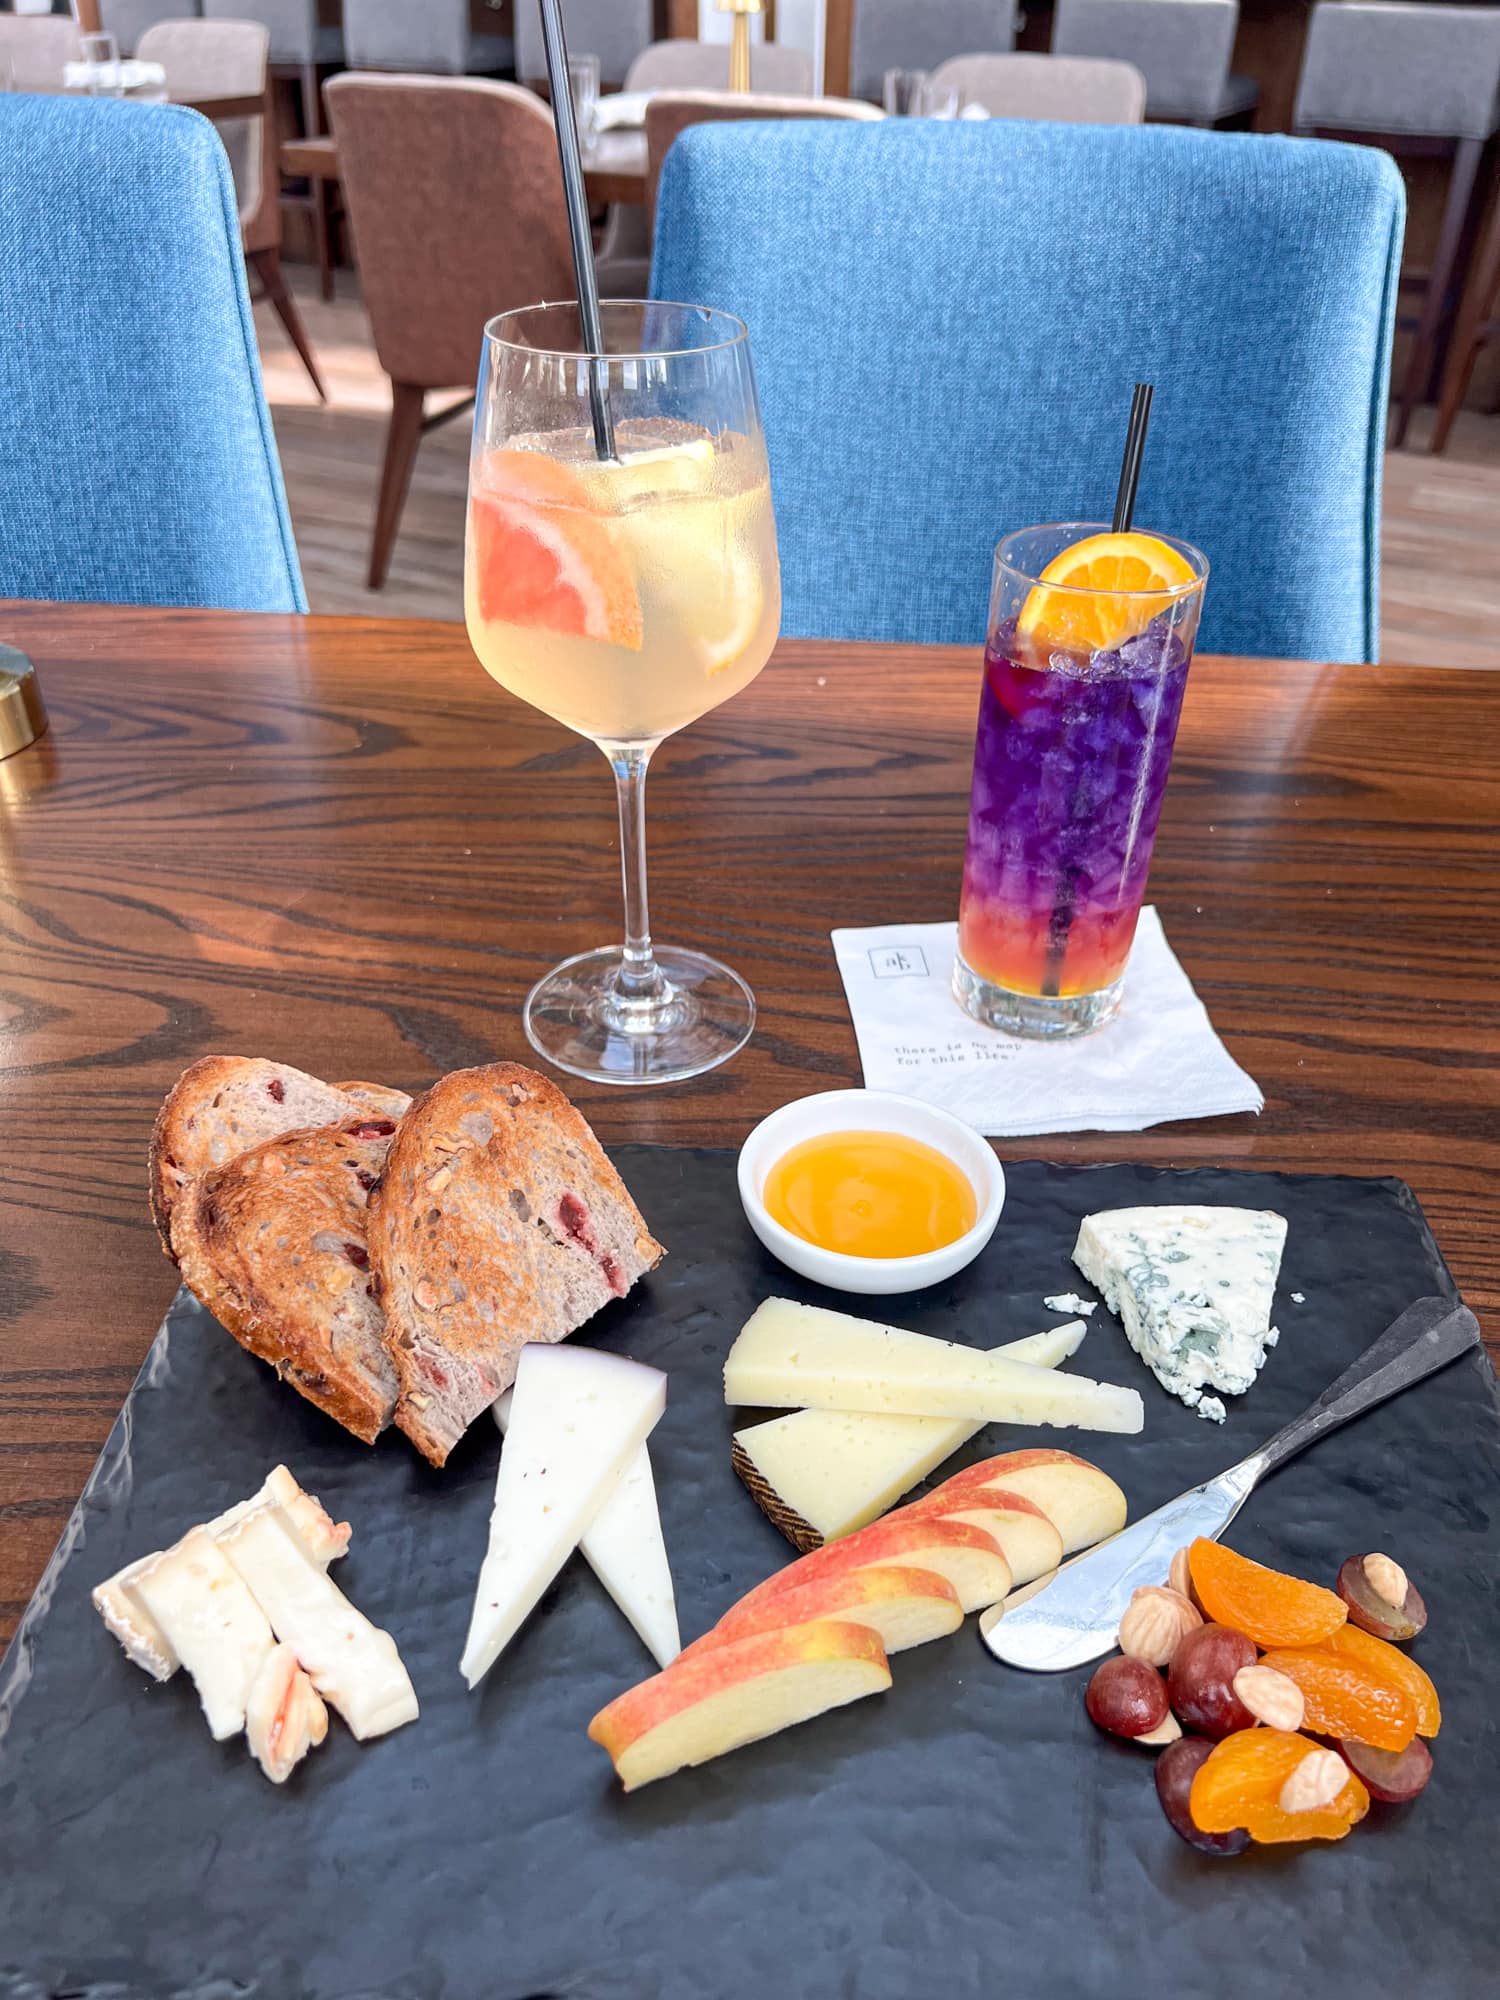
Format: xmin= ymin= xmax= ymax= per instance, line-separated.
xmin=731 ymin=1439 xmax=825 ymax=1554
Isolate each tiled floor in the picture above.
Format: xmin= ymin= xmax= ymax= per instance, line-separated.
xmin=255 ymin=273 xmax=1500 ymax=667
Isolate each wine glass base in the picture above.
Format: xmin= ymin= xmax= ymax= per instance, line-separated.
xmin=523 ymin=945 xmax=756 ymax=1086
xmin=952 ymin=952 xmax=1124 ymax=1039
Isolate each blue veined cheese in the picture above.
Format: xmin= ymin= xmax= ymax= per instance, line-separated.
xmin=1072 ymin=1207 xmax=1287 ymax=1421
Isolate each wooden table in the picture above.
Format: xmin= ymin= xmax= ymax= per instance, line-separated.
xmin=280 ymin=126 xmax=649 ymax=206
xmin=0 ymin=602 xmax=1494 ymax=1653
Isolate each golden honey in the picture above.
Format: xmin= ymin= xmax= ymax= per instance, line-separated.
xmin=763 ymin=1130 xmax=978 ymax=1260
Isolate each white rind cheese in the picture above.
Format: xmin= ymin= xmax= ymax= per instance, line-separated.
xmin=1073 ymin=1205 xmax=1287 ymax=1420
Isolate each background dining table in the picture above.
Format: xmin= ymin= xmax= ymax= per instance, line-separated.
xmin=0 ymin=600 xmax=1493 ymax=1657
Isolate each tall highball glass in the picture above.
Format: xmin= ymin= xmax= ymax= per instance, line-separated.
xmin=465 ymin=301 xmax=781 ymax=1084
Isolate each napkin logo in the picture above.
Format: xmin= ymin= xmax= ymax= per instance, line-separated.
xmin=869 ymin=946 xmax=930 ymax=980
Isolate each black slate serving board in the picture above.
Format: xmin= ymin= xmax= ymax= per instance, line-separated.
xmin=2 ymin=1152 xmax=1498 ymax=2000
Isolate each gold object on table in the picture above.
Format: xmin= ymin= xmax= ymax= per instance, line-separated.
xmin=0 ymin=646 xmax=48 ymax=762
xmin=716 ymin=0 xmax=764 ymax=94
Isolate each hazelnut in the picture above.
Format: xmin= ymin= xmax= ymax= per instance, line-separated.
xmin=1232 ymin=1663 xmax=1305 ymax=1732
xmin=1135 ymin=1711 xmax=1183 ymax=1747
xmin=1118 ymin=1585 xmax=1203 ymax=1666
xmin=1364 ymin=1552 xmax=1408 ymax=1610
xmin=1278 ymin=1748 xmax=1349 ymax=1814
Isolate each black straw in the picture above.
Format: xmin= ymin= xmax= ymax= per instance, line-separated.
xmin=537 ymin=0 xmax=616 ymax=461
xmin=1111 ymin=382 xmax=1153 ymax=532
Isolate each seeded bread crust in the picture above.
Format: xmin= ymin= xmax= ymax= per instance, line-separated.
xmin=368 ymin=1062 xmax=665 ymax=1466
xmin=150 ymin=1058 xmax=370 ymax=1252
xmin=171 ymin=1118 xmax=402 ymax=1444
xmin=335 ymin=1081 xmax=414 ymax=1122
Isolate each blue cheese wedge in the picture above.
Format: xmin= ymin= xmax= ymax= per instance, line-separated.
xmin=1072 ymin=1206 xmax=1287 ymax=1421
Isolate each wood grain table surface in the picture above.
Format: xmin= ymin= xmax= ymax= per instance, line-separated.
xmin=280 ymin=127 xmax=648 ymax=205
xmin=0 ymin=602 xmax=1494 ymax=1654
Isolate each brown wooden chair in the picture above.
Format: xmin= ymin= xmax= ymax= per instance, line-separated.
xmin=324 ymin=74 xmax=576 ymax=590
xmin=644 ymin=90 xmax=882 ymax=223
xmin=1430 ymin=184 xmax=1500 ymax=452
xmin=136 ymin=18 xmax=325 ymax=402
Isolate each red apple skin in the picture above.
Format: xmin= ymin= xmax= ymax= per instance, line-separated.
xmin=736 ymin=1514 xmax=1010 ymax=1616
xmin=678 ymin=1563 xmax=961 ymax=1663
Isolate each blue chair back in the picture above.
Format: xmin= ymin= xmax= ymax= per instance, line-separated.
xmin=652 ymin=120 xmax=1404 ymax=660
xmin=0 ymin=95 xmax=305 ymax=614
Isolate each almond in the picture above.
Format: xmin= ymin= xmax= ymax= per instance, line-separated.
xmin=1232 ymin=1663 xmax=1305 ymax=1732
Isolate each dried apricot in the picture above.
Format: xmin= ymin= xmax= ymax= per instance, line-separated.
xmin=1320 ymin=1623 xmax=1441 ymax=1738
xmin=1189 ymin=1539 xmax=1347 ymax=1649
xmin=1190 ymin=1728 xmax=1370 ymax=1845
xmin=1259 ymin=1648 xmax=1417 ymax=1752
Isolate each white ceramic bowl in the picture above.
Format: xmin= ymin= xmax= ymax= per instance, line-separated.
xmin=737 ymin=1089 xmax=1005 ymax=1296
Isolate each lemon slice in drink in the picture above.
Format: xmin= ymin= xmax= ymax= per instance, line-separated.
xmin=702 ymin=549 xmax=766 ymax=677
xmin=1016 ymin=531 xmax=1197 ymax=654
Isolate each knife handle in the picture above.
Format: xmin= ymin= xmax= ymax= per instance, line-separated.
xmin=1251 ymin=1296 xmax=1480 ymax=1480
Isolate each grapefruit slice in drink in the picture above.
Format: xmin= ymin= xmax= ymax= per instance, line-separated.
xmin=1016 ymin=530 xmax=1197 ymax=655
xmin=470 ymin=449 xmax=643 ymax=650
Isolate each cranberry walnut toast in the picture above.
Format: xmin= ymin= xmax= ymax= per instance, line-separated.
xmin=150 ymin=1057 xmax=411 ymax=1252
xmin=368 ymin=1063 xmax=665 ymax=1466
xmin=170 ymin=1118 xmax=402 ymax=1444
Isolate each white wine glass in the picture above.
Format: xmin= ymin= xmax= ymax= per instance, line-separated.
xmin=465 ymin=299 xmax=781 ymax=1085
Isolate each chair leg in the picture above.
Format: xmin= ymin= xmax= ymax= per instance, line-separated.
xmin=296 ymin=61 xmax=335 ymax=302
xmin=249 ymin=247 xmax=327 ymax=403
xmin=369 ymin=383 xmax=426 ymax=591
xmin=1430 ymin=189 xmax=1500 ymax=454
xmin=1392 ymin=137 xmax=1483 ymax=448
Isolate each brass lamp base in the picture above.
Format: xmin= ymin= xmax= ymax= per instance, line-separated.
xmin=0 ymin=646 xmax=49 ymax=760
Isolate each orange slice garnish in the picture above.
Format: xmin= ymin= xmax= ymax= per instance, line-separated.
xmin=471 ymin=450 xmax=643 ymax=650
xmin=1016 ymin=531 xmax=1197 ymax=655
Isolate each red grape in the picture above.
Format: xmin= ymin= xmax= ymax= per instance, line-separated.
xmin=1154 ymin=1736 xmax=1251 ymax=1855
xmin=1339 ymin=1734 xmax=1433 ymax=1803
xmin=1167 ymin=1624 xmax=1258 ymax=1738
xmin=1086 ymin=1656 xmax=1169 ymax=1739
xmin=1337 ymin=1555 xmax=1427 ymax=1642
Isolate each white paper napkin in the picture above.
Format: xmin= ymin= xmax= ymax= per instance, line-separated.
xmin=594 ymin=90 xmax=653 ymax=131
xmin=830 ymin=908 xmax=1262 ymax=1137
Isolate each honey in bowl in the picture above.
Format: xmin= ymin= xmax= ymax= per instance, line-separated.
xmin=762 ymin=1130 xmax=979 ymax=1261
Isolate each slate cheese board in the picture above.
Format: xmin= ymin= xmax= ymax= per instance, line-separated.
xmin=1 ymin=1152 xmax=1497 ymax=2000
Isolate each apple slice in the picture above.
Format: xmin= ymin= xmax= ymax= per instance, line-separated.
xmin=737 ymin=1514 xmax=1011 ymax=1617
xmin=898 ymin=1489 xmax=1064 ymax=1588
xmin=931 ymin=1449 xmax=1127 ymax=1555
xmin=683 ymin=1564 xmax=962 ymax=1663
xmin=588 ymin=1620 xmax=891 ymax=1791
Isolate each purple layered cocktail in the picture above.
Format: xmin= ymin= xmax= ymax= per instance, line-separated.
xmin=954 ymin=525 xmax=1208 ymax=1037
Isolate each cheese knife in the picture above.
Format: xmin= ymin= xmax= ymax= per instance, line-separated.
xmin=981 ymin=1294 xmax=1481 ymax=1672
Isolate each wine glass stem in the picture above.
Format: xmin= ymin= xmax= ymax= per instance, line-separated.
xmin=607 ymin=740 xmax=671 ymax=1013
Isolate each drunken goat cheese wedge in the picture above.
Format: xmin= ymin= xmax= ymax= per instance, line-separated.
xmin=731 ymin=1321 xmax=1086 ymax=1549
xmin=462 ymin=1344 xmax=668 ymax=1689
xmin=217 ymin=1505 xmax=418 ymax=1740
xmin=130 ymin=1528 xmax=276 ymax=1740
xmin=725 ymin=1300 xmax=1142 ymax=1433
xmin=1072 ymin=1205 xmax=1287 ymax=1419
xmin=495 ymin=1391 xmax=680 ymax=1669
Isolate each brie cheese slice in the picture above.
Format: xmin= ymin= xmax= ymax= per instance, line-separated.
xmin=129 ymin=1528 xmax=275 ymax=1740
xmin=1073 ymin=1205 xmax=1287 ymax=1419
xmin=92 ymin=1465 xmax=349 ymax=1681
xmin=216 ymin=1505 xmax=418 ymax=1741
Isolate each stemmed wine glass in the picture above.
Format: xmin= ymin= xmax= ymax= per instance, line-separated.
xmin=464 ymin=299 xmax=781 ymax=1085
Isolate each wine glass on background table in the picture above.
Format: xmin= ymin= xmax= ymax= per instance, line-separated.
xmin=464 ymin=299 xmax=781 ymax=1085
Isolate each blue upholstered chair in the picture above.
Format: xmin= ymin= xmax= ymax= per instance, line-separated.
xmin=652 ymin=120 xmax=1404 ymax=661
xmin=0 ymin=94 xmax=305 ymax=613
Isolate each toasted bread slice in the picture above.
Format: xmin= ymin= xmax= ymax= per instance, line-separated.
xmin=150 ymin=1057 xmax=375 ymax=1250
xmin=171 ymin=1118 xmax=402 ymax=1444
xmin=335 ymin=1080 xmax=414 ymax=1122
xmin=368 ymin=1063 xmax=664 ymax=1465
